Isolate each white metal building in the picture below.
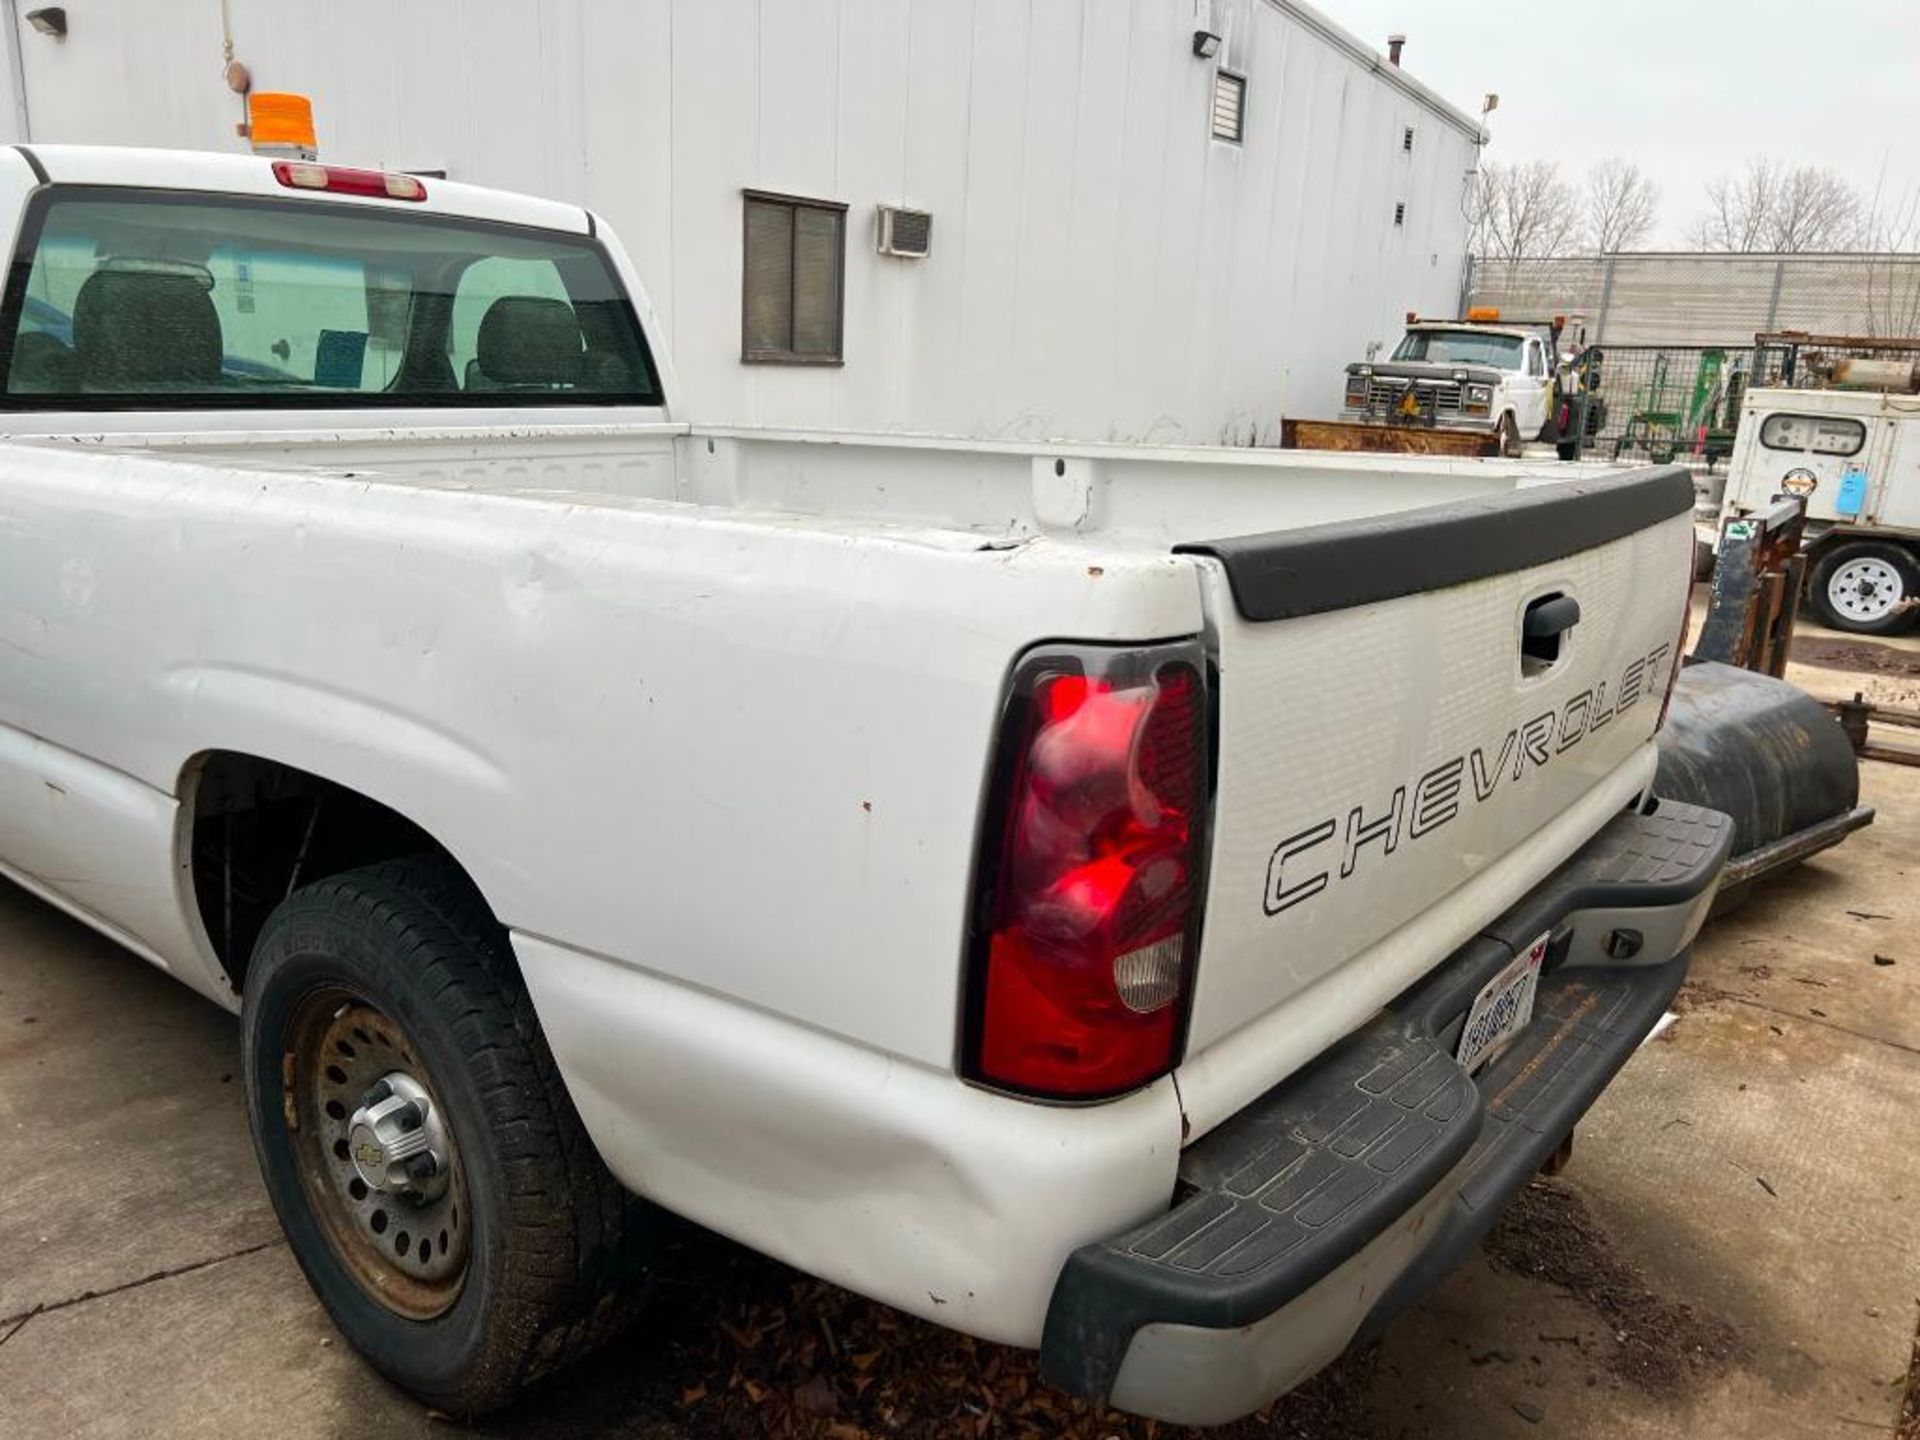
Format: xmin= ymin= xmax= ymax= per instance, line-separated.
xmin=0 ymin=0 xmax=1482 ymax=443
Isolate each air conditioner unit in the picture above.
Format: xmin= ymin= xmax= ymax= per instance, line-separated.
xmin=876 ymin=206 xmax=932 ymax=259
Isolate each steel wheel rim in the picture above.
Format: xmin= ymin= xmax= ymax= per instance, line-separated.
xmin=285 ymin=989 xmax=471 ymax=1320
xmin=1829 ymin=557 xmax=1903 ymax=623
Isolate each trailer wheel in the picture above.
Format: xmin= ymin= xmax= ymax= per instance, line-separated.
xmin=1498 ymin=413 xmax=1523 ymax=458
xmin=240 ymin=857 xmax=654 ymax=1413
xmin=1808 ymin=540 xmax=1920 ymax=636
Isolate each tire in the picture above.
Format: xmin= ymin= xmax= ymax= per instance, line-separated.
xmin=1807 ymin=540 xmax=1920 ymax=636
xmin=241 ymin=856 xmax=653 ymax=1414
xmin=1498 ymin=413 xmax=1523 ymax=458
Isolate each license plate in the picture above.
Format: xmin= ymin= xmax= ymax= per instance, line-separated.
xmin=1456 ymin=931 xmax=1549 ymax=1075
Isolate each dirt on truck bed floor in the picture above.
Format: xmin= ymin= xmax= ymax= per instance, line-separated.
xmin=2 ymin=705 xmax=1918 ymax=1437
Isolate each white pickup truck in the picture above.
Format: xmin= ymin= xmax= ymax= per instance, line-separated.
xmin=0 ymin=146 xmax=1727 ymax=1424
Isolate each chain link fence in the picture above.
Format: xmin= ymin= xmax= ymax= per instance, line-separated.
xmin=1747 ymin=332 xmax=1920 ymax=389
xmin=1556 ymin=344 xmax=1777 ymax=464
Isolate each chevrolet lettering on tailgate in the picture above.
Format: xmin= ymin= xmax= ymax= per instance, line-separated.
xmin=1264 ymin=640 xmax=1675 ymax=916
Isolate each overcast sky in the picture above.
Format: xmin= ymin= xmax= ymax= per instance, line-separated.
xmin=1329 ymin=0 xmax=1920 ymax=247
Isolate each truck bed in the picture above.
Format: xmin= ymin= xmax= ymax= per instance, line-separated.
xmin=2 ymin=422 xmax=1689 ymax=1097
xmin=23 ymin=417 xmax=1598 ymax=550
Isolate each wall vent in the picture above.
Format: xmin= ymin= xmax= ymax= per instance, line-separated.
xmin=1393 ymin=201 xmax=1406 ymax=226
xmin=1211 ymin=71 xmax=1246 ymax=143
xmin=876 ymin=206 xmax=933 ymax=258
xmin=1402 ymin=126 xmax=1415 ymax=152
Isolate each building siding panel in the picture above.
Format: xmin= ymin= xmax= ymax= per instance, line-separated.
xmin=2 ymin=0 xmax=1480 ymax=442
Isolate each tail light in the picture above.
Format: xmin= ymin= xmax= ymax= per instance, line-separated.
xmin=964 ymin=641 xmax=1211 ymax=1100
xmin=272 ymin=161 xmax=428 ymax=202
xmin=1656 ymin=528 xmax=1697 ymax=730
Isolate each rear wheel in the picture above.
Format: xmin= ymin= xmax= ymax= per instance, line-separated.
xmin=1807 ymin=540 xmax=1920 ymax=636
xmin=241 ymin=857 xmax=653 ymax=1413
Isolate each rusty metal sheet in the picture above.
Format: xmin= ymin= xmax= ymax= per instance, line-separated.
xmin=1693 ymin=497 xmax=1807 ymax=677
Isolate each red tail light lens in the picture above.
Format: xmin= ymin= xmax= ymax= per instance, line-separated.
xmin=965 ymin=642 xmax=1211 ymax=1100
xmin=272 ymin=161 xmax=428 ymax=202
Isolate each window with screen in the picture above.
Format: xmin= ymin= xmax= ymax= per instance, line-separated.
xmin=742 ymin=191 xmax=846 ymax=364
xmin=0 ymin=187 xmax=662 ymax=409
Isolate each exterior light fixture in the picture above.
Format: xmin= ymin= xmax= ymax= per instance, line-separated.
xmin=1192 ymin=30 xmax=1221 ymax=59
xmin=25 ymin=7 xmax=67 ymax=37
xmin=249 ymin=92 xmax=319 ymax=161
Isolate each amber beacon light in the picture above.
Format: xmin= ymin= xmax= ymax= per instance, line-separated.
xmin=249 ymin=92 xmax=318 ymax=160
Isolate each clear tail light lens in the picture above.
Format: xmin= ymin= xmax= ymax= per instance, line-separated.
xmin=965 ymin=641 xmax=1211 ymax=1100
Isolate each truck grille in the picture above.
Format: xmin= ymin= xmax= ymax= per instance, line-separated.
xmin=1364 ymin=379 xmax=1463 ymax=413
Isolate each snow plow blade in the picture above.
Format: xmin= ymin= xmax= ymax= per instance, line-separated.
xmin=1280 ymin=418 xmax=1500 ymax=457
xmin=1653 ymin=661 xmax=1872 ymax=899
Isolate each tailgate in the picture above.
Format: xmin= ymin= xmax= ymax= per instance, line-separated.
xmin=1176 ymin=467 xmax=1695 ymax=1055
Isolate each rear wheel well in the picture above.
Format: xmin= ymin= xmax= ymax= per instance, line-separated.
xmin=184 ymin=752 xmax=474 ymax=992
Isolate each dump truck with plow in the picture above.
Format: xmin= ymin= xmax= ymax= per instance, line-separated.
xmin=1288 ymin=311 xmax=1567 ymax=458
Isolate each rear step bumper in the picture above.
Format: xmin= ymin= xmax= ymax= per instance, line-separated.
xmin=1038 ymin=799 xmax=1733 ymax=1426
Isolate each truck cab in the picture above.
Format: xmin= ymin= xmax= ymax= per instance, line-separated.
xmin=1342 ymin=313 xmax=1557 ymax=456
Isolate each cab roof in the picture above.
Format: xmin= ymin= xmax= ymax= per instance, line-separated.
xmin=13 ymin=144 xmax=592 ymax=236
xmin=1405 ymin=321 xmax=1534 ymax=341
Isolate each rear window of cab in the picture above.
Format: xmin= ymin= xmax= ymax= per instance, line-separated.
xmin=0 ymin=186 xmax=663 ymax=409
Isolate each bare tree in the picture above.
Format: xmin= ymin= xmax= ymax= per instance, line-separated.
xmin=1470 ymin=159 xmax=1580 ymax=261
xmin=1769 ymin=165 xmax=1864 ymax=251
xmin=1688 ymin=158 xmax=1777 ymax=252
xmin=1689 ymin=157 xmax=1865 ymax=252
xmin=1856 ymin=175 xmax=1920 ymax=336
xmin=1582 ymin=158 xmax=1659 ymax=253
